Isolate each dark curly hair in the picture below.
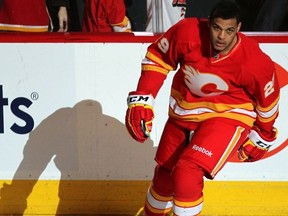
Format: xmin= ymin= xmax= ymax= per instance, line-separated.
xmin=209 ymin=0 xmax=241 ymax=24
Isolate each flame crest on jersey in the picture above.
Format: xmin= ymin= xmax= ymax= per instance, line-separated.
xmin=183 ymin=64 xmax=229 ymax=97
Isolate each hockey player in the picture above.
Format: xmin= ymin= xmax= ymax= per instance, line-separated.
xmin=125 ymin=0 xmax=280 ymax=215
xmin=146 ymin=0 xmax=186 ymax=32
xmin=0 ymin=0 xmax=69 ymax=32
xmin=82 ymin=0 xmax=131 ymax=32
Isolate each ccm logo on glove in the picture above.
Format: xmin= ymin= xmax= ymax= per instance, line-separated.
xmin=125 ymin=91 xmax=155 ymax=143
xmin=127 ymin=94 xmax=155 ymax=105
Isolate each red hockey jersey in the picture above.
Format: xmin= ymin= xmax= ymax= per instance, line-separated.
xmin=82 ymin=0 xmax=131 ymax=32
xmin=0 ymin=0 xmax=49 ymax=32
xmin=138 ymin=18 xmax=280 ymax=134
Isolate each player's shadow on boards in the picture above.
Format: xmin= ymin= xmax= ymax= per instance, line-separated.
xmin=0 ymin=99 xmax=156 ymax=215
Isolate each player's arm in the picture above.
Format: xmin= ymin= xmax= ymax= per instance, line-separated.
xmin=238 ymin=59 xmax=280 ymax=162
xmin=125 ymin=24 xmax=182 ymax=142
xmin=111 ymin=16 xmax=131 ymax=32
xmin=106 ymin=0 xmax=132 ymax=32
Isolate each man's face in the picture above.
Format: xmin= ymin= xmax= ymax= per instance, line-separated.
xmin=209 ymin=17 xmax=241 ymax=54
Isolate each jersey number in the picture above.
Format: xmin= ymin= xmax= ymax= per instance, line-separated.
xmin=264 ymin=74 xmax=275 ymax=98
xmin=158 ymin=37 xmax=169 ymax=54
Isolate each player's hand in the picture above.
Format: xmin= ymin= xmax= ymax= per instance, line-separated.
xmin=238 ymin=126 xmax=278 ymax=162
xmin=58 ymin=6 xmax=68 ymax=32
xmin=125 ymin=91 xmax=155 ymax=143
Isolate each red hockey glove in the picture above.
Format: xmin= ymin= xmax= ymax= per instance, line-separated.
xmin=125 ymin=91 xmax=155 ymax=143
xmin=238 ymin=126 xmax=278 ymax=162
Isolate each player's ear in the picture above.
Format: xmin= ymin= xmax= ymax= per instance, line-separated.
xmin=237 ymin=22 xmax=242 ymax=32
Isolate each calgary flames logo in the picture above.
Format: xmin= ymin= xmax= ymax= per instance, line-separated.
xmin=183 ymin=65 xmax=229 ymax=97
xmin=229 ymin=62 xmax=288 ymax=162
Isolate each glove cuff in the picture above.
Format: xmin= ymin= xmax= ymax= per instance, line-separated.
xmin=249 ymin=128 xmax=276 ymax=149
xmin=127 ymin=91 xmax=155 ymax=107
